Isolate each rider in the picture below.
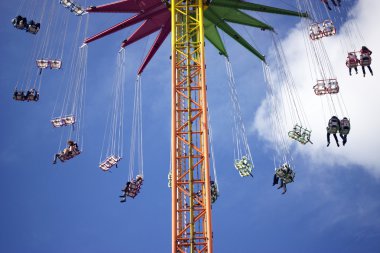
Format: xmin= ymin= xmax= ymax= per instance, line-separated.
xmin=327 ymin=116 xmax=340 ymax=147
xmin=53 ymin=140 xmax=78 ymax=164
xmin=346 ymin=52 xmax=359 ymax=75
xmin=339 ymin=117 xmax=350 ymax=146
xmin=360 ymin=46 xmax=373 ymax=77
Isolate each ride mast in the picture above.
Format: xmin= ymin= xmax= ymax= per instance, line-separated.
xmin=171 ymin=1 xmax=213 ymax=252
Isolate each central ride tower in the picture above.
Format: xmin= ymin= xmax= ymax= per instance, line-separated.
xmin=171 ymin=0 xmax=213 ymax=252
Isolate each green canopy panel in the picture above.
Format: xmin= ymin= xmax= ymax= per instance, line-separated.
xmin=205 ymin=8 xmax=266 ymax=62
xmin=204 ymin=18 xmax=228 ymax=57
xmin=211 ymin=0 xmax=308 ymax=18
xmin=210 ymin=6 xmax=273 ymax=31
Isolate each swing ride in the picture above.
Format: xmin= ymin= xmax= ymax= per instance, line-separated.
xmin=9 ymin=0 xmax=373 ymax=252
xmin=81 ymin=1 xmax=308 ymax=251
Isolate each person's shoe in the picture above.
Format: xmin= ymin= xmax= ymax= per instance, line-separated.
xmin=277 ymin=185 xmax=282 ymax=189
xmin=328 ymin=6 xmax=332 ymax=10
xmin=337 ymin=142 xmax=340 ymax=147
xmin=327 ymin=142 xmax=330 ymax=147
xmin=364 ymin=73 xmax=366 ymax=77
xmin=343 ymin=140 xmax=347 ymax=146
xmin=120 ymin=198 xmax=126 ymax=203
xmin=349 ymin=73 xmax=352 ymax=76
xmin=356 ymin=71 xmax=358 ymax=74
xmin=371 ymin=72 xmax=373 ymax=76
xmin=53 ymin=160 xmax=56 ymax=164
xmin=282 ymin=190 xmax=287 ymax=195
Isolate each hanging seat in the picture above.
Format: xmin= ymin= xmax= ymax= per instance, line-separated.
xmin=71 ymin=5 xmax=86 ymax=16
xmin=126 ymin=175 xmax=144 ymax=198
xmin=360 ymin=53 xmax=372 ymax=66
xmin=25 ymin=89 xmax=39 ymax=101
xmin=26 ymin=21 xmax=40 ymax=34
xmin=309 ymin=23 xmax=323 ymax=40
xmin=313 ymin=79 xmax=339 ymax=95
xmin=50 ymin=60 xmax=62 ymax=69
xmin=60 ymin=0 xmax=86 ymax=15
xmin=340 ymin=118 xmax=350 ymax=135
xmin=12 ymin=16 xmax=27 ymax=30
xmin=13 ymin=90 xmax=26 ymax=101
xmin=346 ymin=52 xmax=359 ymax=68
xmin=60 ymin=0 xmax=73 ymax=9
xmin=288 ymin=124 xmax=302 ymax=140
xmin=57 ymin=147 xmax=81 ymax=162
xmin=313 ymin=80 xmax=328 ymax=95
xmin=275 ymin=163 xmax=295 ymax=184
xmin=99 ymin=155 xmax=121 ymax=171
xmin=234 ymin=156 xmax=253 ymax=177
xmin=322 ymin=20 xmax=336 ymax=37
xmin=51 ymin=115 xmax=75 ymax=128
xmin=36 ymin=59 xmax=62 ymax=69
xmin=326 ymin=79 xmax=339 ymax=94
xmin=299 ymin=128 xmax=312 ymax=144
xmin=168 ymin=171 xmax=172 ymax=188
xmin=36 ymin=59 xmax=49 ymax=69
xmin=327 ymin=117 xmax=340 ymax=134
xmin=13 ymin=89 xmax=39 ymax=102
xmin=210 ymin=181 xmax=219 ymax=203
xmin=288 ymin=124 xmax=312 ymax=144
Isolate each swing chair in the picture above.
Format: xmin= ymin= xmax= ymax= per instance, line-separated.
xmin=288 ymin=124 xmax=312 ymax=144
xmin=322 ymin=20 xmax=336 ymax=37
xmin=309 ymin=23 xmax=323 ymax=40
xmin=346 ymin=52 xmax=359 ymax=68
xmin=99 ymin=155 xmax=121 ymax=171
xmin=51 ymin=115 xmax=75 ymax=128
xmin=234 ymin=156 xmax=253 ymax=177
xmin=210 ymin=181 xmax=219 ymax=204
xmin=313 ymin=79 xmax=339 ymax=95
xmin=122 ymin=175 xmax=144 ymax=199
xmin=275 ymin=163 xmax=295 ymax=184
xmin=360 ymin=53 xmax=372 ymax=66
xmin=340 ymin=117 xmax=351 ymax=135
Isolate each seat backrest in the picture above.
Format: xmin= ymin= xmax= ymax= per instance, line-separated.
xmin=340 ymin=119 xmax=350 ymax=133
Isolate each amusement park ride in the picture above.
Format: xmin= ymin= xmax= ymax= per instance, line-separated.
xmin=11 ymin=0 xmax=313 ymax=252
xmin=81 ymin=0 xmax=307 ymax=252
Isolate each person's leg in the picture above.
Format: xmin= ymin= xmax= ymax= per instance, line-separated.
xmin=368 ymin=65 xmax=373 ymax=75
xmin=362 ymin=65 xmax=366 ymax=76
xmin=282 ymin=183 xmax=287 ymax=194
xmin=327 ymin=132 xmax=331 ymax=146
xmin=278 ymin=179 xmax=284 ymax=189
xmin=333 ymin=133 xmax=339 ymax=146
xmin=53 ymin=154 xmax=59 ymax=164
xmin=273 ymin=174 xmax=279 ymax=186
xmin=349 ymin=67 xmax=352 ymax=75
xmin=324 ymin=1 xmax=332 ymax=10
xmin=330 ymin=0 xmax=337 ymax=6
xmin=354 ymin=66 xmax=358 ymax=74
xmin=342 ymin=134 xmax=347 ymax=145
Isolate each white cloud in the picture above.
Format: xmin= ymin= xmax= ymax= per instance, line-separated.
xmin=253 ymin=0 xmax=380 ymax=177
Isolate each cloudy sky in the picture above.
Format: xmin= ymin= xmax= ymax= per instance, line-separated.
xmin=0 ymin=0 xmax=379 ymax=253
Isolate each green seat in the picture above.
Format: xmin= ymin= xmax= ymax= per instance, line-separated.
xmin=234 ymin=156 xmax=253 ymax=177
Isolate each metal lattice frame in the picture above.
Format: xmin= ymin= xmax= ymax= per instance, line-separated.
xmin=171 ymin=1 xmax=213 ymax=252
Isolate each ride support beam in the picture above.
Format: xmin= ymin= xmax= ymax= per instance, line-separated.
xmin=171 ymin=0 xmax=213 ymax=252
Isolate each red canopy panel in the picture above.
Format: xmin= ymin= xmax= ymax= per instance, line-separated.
xmin=86 ymin=0 xmax=163 ymax=13
xmin=84 ymin=5 xmax=167 ymax=44
xmin=137 ymin=18 xmax=170 ymax=74
xmin=122 ymin=11 xmax=170 ymax=47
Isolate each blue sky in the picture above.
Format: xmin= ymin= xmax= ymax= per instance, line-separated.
xmin=1 ymin=0 xmax=380 ymax=253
